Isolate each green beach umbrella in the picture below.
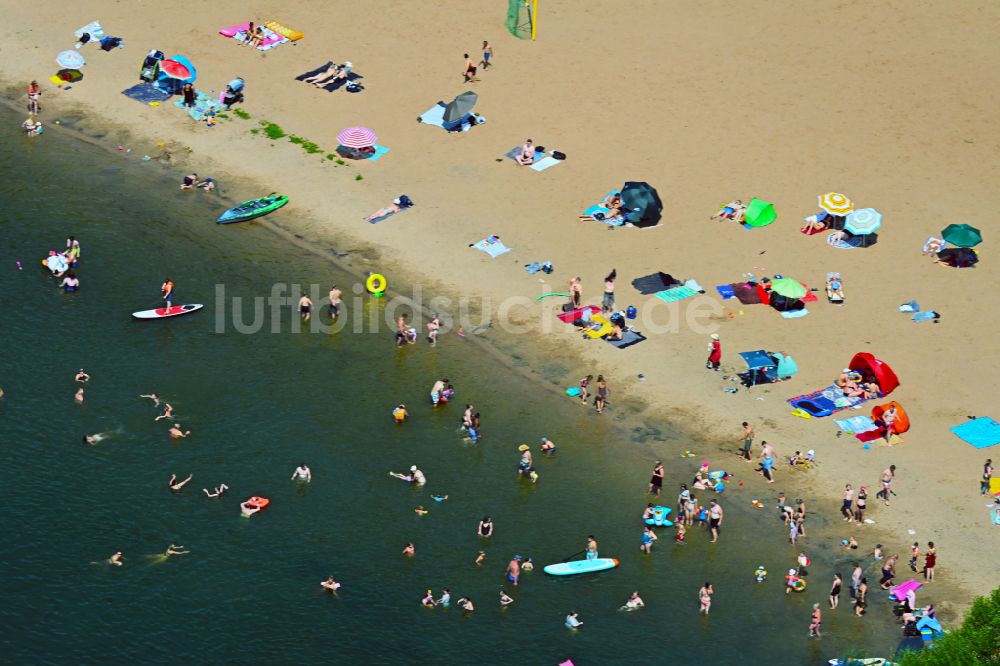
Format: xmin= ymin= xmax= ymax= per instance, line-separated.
xmin=770 ymin=278 xmax=807 ymax=299
xmin=745 ymin=198 xmax=776 ymax=228
xmin=941 ymin=223 xmax=982 ymax=248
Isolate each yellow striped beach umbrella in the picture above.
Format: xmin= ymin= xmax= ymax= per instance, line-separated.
xmin=818 ymin=192 xmax=853 ymax=216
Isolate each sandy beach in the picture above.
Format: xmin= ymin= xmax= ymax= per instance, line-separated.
xmin=3 ymin=0 xmax=999 ymax=618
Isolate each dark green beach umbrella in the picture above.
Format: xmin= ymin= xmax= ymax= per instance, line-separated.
xmin=621 ymin=182 xmax=663 ymax=228
xmin=941 ymin=223 xmax=982 ymax=248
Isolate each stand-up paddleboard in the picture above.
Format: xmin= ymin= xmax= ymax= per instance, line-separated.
xmin=217 ymin=195 xmax=288 ymax=224
xmin=543 ymin=558 xmax=619 ymax=576
xmin=132 ymin=304 xmax=204 ymax=320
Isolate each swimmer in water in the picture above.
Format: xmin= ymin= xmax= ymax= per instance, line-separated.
xmin=169 ymin=424 xmax=191 ymax=439
xmin=437 ymin=588 xmax=451 ymax=607
xmin=621 ymin=591 xmax=645 ymax=611
xmin=168 ymin=473 xmax=193 ymax=492
xmin=522 ymin=558 xmax=534 ymax=572
xmin=402 ymin=543 xmax=415 ymax=557
xmin=139 ymin=393 xmax=160 ymax=406
xmin=203 ymin=483 xmax=229 ymax=498
xmin=75 ymin=369 xmax=90 ymax=383
xmin=147 ymin=545 xmax=189 ymax=563
xmin=421 ymin=590 xmax=435 ymax=607
xmin=430 ymin=378 xmax=448 ymax=405
xmin=240 ymin=500 xmax=261 ymax=517
xmin=291 ymin=464 xmax=312 ymax=482
xmin=108 ymin=551 xmax=123 ymax=566
xmin=506 ymin=555 xmax=521 ymax=586
xmin=499 ymin=589 xmax=514 ymax=606
xmin=82 ymin=430 xmax=117 ymax=445
xmin=540 ymin=437 xmax=556 ymax=454
xmin=75 ymin=388 xmax=85 ymax=404
xmin=457 ymin=597 xmax=474 ymax=612
xmin=462 ymin=404 xmax=474 ymax=428
xmin=392 ymin=404 xmax=408 ymax=423
xmin=321 ymin=577 xmax=341 ymax=593
xmin=390 ymin=465 xmax=426 ymax=485
xmin=298 ymin=294 xmax=313 ymax=322
xmin=415 ymin=506 xmax=429 ymax=515
xmin=478 ymin=516 xmax=494 ymax=537
xmin=154 ymin=403 xmax=174 ymax=421
xmin=475 ymin=551 xmax=486 ymax=566
xmin=431 ymin=494 xmax=448 ymax=502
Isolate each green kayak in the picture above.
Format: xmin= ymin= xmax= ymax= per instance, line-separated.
xmin=217 ymin=195 xmax=288 ymax=224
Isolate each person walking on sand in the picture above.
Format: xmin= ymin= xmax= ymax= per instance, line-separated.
xmin=602 ymin=269 xmax=617 ymax=313
xmin=909 ymin=542 xmax=921 ymax=572
xmin=740 ymin=422 xmax=754 ymax=461
xmin=462 ymin=53 xmax=478 ymax=83
xmin=981 ymin=459 xmax=994 ymax=496
xmin=923 ymin=542 xmax=936 ymax=581
xmin=855 ymin=485 xmax=868 ymax=523
xmin=841 ymin=484 xmax=854 ymax=521
xmin=648 ymin=461 xmax=664 ymax=496
xmin=698 ymin=582 xmax=713 ymax=615
xmin=706 ymin=333 xmax=721 ymax=371
xmin=877 ymin=465 xmax=896 ymax=505
xmin=569 ymin=277 xmax=583 ymax=309
xmin=809 ymin=603 xmax=822 ymax=637
xmin=480 ymin=40 xmax=493 ymax=69
xmin=850 ymin=563 xmax=862 ymax=599
xmin=328 ymin=285 xmax=342 ymax=319
xmin=830 ymin=573 xmax=842 ymax=609
xmin=708 ymin=499 xmax=723 ymax=543
xmin=298 ymin=294 xmax=313 ymax=322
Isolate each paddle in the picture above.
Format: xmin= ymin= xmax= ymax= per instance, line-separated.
xmin=561 ymin=549 xmax=586 ymax=563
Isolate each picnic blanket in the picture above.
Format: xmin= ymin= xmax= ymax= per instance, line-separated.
xmin=835 ymin=415 xmax=878 ymax=434
xmin=471 ymin=237 xmax=511 ymax=258
xmin=606 ymin=329 xmax=646 ymax=349
xmin=418 ymin=102 xmax=485 ymax=132
xmin=122 ymin=82 xmax=171 ymax=104
xmin=827 ymin=231 xmax=864 ymax=249
xmin=219 ymin=23 xmax=290 ymax=50
xmin=173 ymin=90 xmax=223 ymax=121
xmin=950 ymin=417 xmax=1000 ymax=449
xmin=654 ymin=286 xmax=698 ymax=303
xmin=632 ymin=272 xmax=681 ymax=294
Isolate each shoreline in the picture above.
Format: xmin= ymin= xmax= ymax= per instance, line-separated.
xmin=2 ymin=0 xmax=997 ymax=617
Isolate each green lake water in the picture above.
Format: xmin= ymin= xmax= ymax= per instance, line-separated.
xmin=0 ymin=105 xmax=909 ymax=665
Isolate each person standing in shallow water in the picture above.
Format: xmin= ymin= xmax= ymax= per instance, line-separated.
xmin=594 ymin=375 xmax=608 ymax=414
xmin=699 ymin=582 xmax=713 ymax=614
xmin=739 ymin=421 xmax=754 ymax=461
xmin=648 ymin=461 xmax=664 ymax=496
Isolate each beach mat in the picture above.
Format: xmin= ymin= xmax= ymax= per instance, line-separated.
xmin=731 ymin=283 xmax=762 ymax=305
xmin=219 ymin=23 xmax=289 ymax=50
xmin=122 ymin=82 xmax=171 ymax=104
xmin=367 ymin=209 xmax=406 ymax=225
xmin=827 ymin=231 xmax=864 ymax=249
xmin=557 ymin=306 xmax=599 ymax=324
xmin=504 ymin=146 xmax=544 ymax=164
xmin=950 ymin=417 xmax=1000 ymax=449
xmin=471 ymin=237 xmax=511 ymax=258
xmin=363 ymin=144 xmax=390 ymax=161
xmin=788 ymin=385 xmax=865 ymax=416
xmin=606 ymin=329 xmax=646 ymax=349
xmin=835 ymin=415 xmax=878 ymax=434
xmin=530 ymin=156 xmax=562 ymax=172
xmin=173 ymin=90 xmax=223 ymax=121
xmin=654 ymin=286 xmax=698 ymax=303
xmin=632 ymin=272 xmax=681 ymax=295
xmin=715 ymin=284 xmax=735 ymax=299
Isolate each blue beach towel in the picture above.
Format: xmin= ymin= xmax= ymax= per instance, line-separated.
xmin=827 ymin=232 xmax=864 ymax=249
xmin=173 ymin=90 xmax=223 ymax=121
xmin=780 ymin=308 xmax=810 ymax=318
xmin=471 ymin=237 xmax=511 ymax=258
xmin=950 ymin=417 xmax=1000 ymax=449
xmin=363 ymin=144 xmax=390 ymax=161
xmin=654 ymin=286 xmax=698 ymax=303
xmin=715 ymin=285 xmax=735 ymax=299
xmin=835 ymin=415 xmax=878 ymax=434
xmin=581 ymin=190 xmax=623 ymax=225
xmin=122 ymin=82 xmax=172 ymax=104
xmin=504 ymin=146 xmax=544 ymax=163
xmin=606 ymin=329 xmax=646 ymax=349
xmin=530 ymin=156 xmax=562 ymax=172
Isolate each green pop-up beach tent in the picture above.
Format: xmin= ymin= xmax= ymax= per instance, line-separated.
xmin=745 ymin=198 xmax=776 ymax=228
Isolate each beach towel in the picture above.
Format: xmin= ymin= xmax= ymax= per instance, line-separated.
xmin=359 ymin=145 xmax=390 ymax=161
xmin=296 ymin=64 xmax=365 ymax=92
xmin=471 ymin=237 xmax=511 ymax=258
xmin=75 ymin=21 xmax=105 ymax=43
xmin=684 ymin=279 xmax=705 ymax=293
xmin=367 ymin=207 xmax=410 ymax=225
xmin=581 ymin=189 xmax=623 ymax=225
xmin=418 ymin=102 xmax=484 ymax=132
xmin=731 ymin=283 xmax=762 ymax=305
xmin=835 ymin=415 xmax=878 ymax=434
xmin=911 ymin=310 xmax=939 ymax=322
xmin=827 ymin=232 xmax=864 ymax=249
xmin=530 ymin=156 xmax=561 ymax=172
xmin=557 ymin=306 xmax=599 ymax=324
xmin=788 ymin=385 xmax=865 ymax=416
xmin=219 ymin=23 xmax=289 ymax=50
xmin=606 ymin=329 xmax=646 ymax=349
xmin=173 ymin=90 xmax=223 ymax=121
xmin=780 ymin=308 xmax=809 ymax=318
xmin=296 ymin=62 xmax=333 ymax=80
xmin=122 ymin=83 xmax=171 ymax=104
xmin=654 ymin=286 xmax=698 ymax=303
xmin=950 ymin=417 xmax=1000 ymax=449
xmin=716 ymin=284 xmax=735 ymax=299
xmin=264 ymin=20 xmax=304 ymax=41
xmin=633 ymin=272 xmax=682 ymax=294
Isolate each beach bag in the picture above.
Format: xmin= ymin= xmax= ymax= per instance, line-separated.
xmin=552 ymin=151 xmax=566 ymax=160
xmin=561 ymin=303 xmax=574 ymax=313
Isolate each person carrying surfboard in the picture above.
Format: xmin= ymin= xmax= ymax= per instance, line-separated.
xmin=161 ymin=278 xmax=175 ymax=306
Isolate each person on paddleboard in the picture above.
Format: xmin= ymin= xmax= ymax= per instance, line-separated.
xmin=161 ymin=278 xmax=175 ymax=307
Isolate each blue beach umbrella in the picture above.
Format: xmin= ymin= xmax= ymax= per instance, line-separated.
xmin=844 ymin=208 xmax=882 ymax=235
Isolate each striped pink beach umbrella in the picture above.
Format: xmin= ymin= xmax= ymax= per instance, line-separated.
xmin=336 ymin=126 xmax=378 ymax=148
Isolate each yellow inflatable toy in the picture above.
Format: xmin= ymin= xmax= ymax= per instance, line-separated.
xmin=366 ymin=273 xmax=386 ymax=294
xmin=584 ymin=314 xmax=613 ymax=339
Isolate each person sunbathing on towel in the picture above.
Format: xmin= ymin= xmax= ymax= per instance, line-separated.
xmin=802 ymin=212 xmax=830 ymax=234
xmin=862 ymin=382 xmax=880 ymax=399
xmin=711 ymin=200 xmax=744 ymax=221
xmin=516 ymin=139 xmax=535 ymax=165
xmin=922 ymin=237 xmax=944 ymax=257
xmin=305 ymin=64 xmax=342 ymax=87
xmin=826 ymin=274 xmax=844 ymax=300
xmin=843 ymin=379 xmax=867 ymax=398
xmin=248 ymin=25 xmax=265 ymax=49
xmin=364 ymin=196 xmax=413 ymax=222
xmin=607 ymin=319 xmax=624 ymax=341
xmin=578 ymin=193 xmax=623 ymax=223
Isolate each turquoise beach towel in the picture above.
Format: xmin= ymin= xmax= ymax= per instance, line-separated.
xmin=950 ymin=417 xmax=1000 ymax=449
xmin=173 ymin=90 xmax=223 ymax=122
xmin=654 ymin=286 xmax=698 ymax=303
xmin=530 ymin=156 xmax=561 ymax=172
xmin=363 ymin=144 xmax=390 ymax=161
xmin=471 ymin=237 xmax=511 ymax=258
